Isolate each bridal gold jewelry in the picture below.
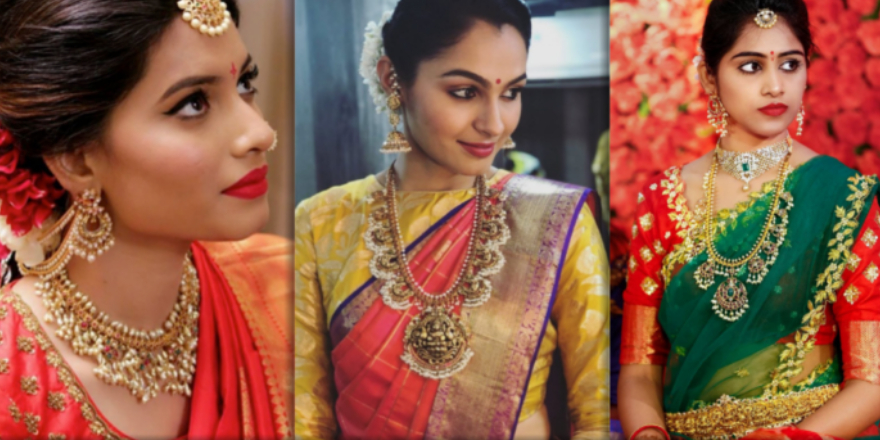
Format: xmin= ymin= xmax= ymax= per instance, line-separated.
xmin=36 ymin=254 xmax=200 ymax=402
xmin=716 ymin=136 xmax=792 ymax=191
xmin=503 ymin=137 xmax=516 ymax=150
xmin=755 ymin=9 xmax=778 ymax=29
xmin=695 ymin=148 xmax=793 ymax=322
xmin=268 ymin=130 xmax=278 ymax=152
xmin=707 ymin=94 xmax=729 ymax=138
xmin=19 ymin=189 xmax=115 ymax=278
xmin=177 ymin=0 xmax=233 ymax=37
xmin=797 ymin=104 xmax=805 ymax=137
xmin=380 ymin=70 xmax=412 ymax=154
xmin=364 ymin=166 xmax=510 ymax=378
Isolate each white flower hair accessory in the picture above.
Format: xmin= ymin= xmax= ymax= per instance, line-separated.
xmin=359 ymin=10 xmax=394 ymax=114
xmin=692 ymin=37 xmax=704 ymax=82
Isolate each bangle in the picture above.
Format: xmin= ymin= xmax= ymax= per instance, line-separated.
xmin=630 ymin=425 xmax=671 ymax=440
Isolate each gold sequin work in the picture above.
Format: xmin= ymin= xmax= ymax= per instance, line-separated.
xmin=48 ymin=392 xmax=66 ymax=411
xmin=640 ymin=247 xmax=654 ymax=263
xmin=848 ymin=253 xmax=862 ymax=271
xmin=641 ymin=278 xmax=659 ymax=296
xmin=20 ymin=376 xmax=38 ymax=395
xmin=653 ymin=240 xmax=666 ymax=256
xmin=17 ymin=336 xmax=34 ymax=354
xmin=24 ymin=412 xmax=40 ymax=435
xmin=639 ymin=213 xmax=655 ymax=231
xmin=845 ymin=285 xmax=862 ymax=304
xmin=863 ymin=229 xmax=878 ymax=247
xmin=49 ymin=434 xmax=66 ymax=440
xmin=866 ymin=263 xmax=879 ymax=282
xmin=0 ymin=359 xmax=8 ymax=374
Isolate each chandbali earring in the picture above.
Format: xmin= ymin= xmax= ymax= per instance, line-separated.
xmin=707 ymin=94 xmax=729 ymax=138
xmin=381 ymin=70 xmax=412 ymax=154
xmin=19 ymin=188 xmax=115 ymax=278
xmin=502 ymin=137 xmax=516 ymax=149
xmin=268 ymin=130 xmax=278 ymax=152
xmin=796 ymin=104 xmax=805 ymax=137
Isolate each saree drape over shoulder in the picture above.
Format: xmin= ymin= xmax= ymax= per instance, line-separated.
xmin=621 ymin=156 xmax=880 ymax=439
xmin=295 ymin=171 xmax=609 ymax=440
xmin=0 ymin=234 xmax=291 ymax=439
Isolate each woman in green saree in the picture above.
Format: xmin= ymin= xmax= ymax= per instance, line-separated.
xmin=618 ymin=1 xmax=880 ymax=439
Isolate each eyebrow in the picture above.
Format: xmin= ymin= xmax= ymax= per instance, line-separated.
xmin=731 ymin=50 xmax=805 ymax=59
xmin=160 ymin=53 xmax=253 ymax=101
xmin=440 ymin=69 xmax=527 ymax=87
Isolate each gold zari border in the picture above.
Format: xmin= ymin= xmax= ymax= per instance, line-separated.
xmin=665 ymin=384 xmax=838 ymax=439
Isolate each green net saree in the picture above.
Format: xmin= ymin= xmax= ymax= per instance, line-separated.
xmin=621 ymin=156 xmax=880 ymax=439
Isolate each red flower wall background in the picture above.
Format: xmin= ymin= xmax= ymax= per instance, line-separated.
xmin=610 ymin=0 xmax=880 ymax=230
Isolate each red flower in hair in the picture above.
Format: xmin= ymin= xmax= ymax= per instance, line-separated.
xmin=0 ymin=127 xmax=65 ymax=237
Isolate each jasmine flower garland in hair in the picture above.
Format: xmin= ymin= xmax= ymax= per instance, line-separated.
xmin=359 ymin=10 xmax=394 ymax=114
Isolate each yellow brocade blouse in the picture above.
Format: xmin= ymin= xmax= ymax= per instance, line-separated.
xmin=294 ymin=171 xmax=609 ymax=439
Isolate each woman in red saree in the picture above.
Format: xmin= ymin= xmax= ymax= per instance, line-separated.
xmin=0 ymin=0 xmax=290 ymax=438
xmin=294 ymin=1 xmax=609 ymax=439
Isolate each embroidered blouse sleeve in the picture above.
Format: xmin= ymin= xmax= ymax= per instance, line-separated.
xmin=834 ymin=196 xmax=880 ymax=386
xmin=553 ymin=203 xmax=610 ymax=439
xmin=294 ymin=202 xmax=337 ymax=440
xmin=621 ymin=175 xmax=672 ymax=365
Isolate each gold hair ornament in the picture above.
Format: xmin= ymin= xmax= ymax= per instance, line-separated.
xmin=755 ymin=9 xmax=778 ymax=29
xmin=177 ymin=0 xmax=233 ymax=37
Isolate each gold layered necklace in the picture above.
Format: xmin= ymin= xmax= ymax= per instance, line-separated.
xmin=364 ymin=166 xmax=510 ymax=379
xmin=35 ymin=254 xmax=200 ymax=402
xmin=695 ymin=141 xmax=794 ymax=322
xmin=716 ymin=136 xmax=791 ymax=191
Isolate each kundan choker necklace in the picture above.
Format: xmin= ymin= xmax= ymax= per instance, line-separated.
xmin=716 ymin=135 xmax=792 ymax=191
xmin=695 ymin=146 xmax=794 ymax=322
xmin=35 ymin=254 xmax=200 ymax=403
xmin=364 ymin=166 xmax=510 ymax=379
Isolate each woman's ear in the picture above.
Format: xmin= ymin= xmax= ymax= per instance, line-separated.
xmin=43 ymin=146 xmax=99 ymax=196
xmin=376 ymin=56 xmax=403 ymax=103
xmin=698 ymin=61 xmax=718 ymax=96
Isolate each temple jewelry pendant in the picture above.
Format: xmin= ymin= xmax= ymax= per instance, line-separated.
xmin=711 ymin=268 xmax=749 ymax=322
xmin=401 ymin=307 xmax=473 ymax=379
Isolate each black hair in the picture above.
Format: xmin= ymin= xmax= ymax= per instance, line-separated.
xmin=382 ymin=0 xmax=532 ymax=86
xmin=0 ymin=0 xmax=241 ymax=171
xmin=701 ymin=0 xmax=813 ymax=75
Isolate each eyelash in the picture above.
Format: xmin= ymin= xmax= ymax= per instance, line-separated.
xmin=166 ymin=65 xmax=261 ymax=119
xmin=449 ymin=87 xmax=523 ymax=100
xmin=739 ymin=59 xmax=801 ymax=74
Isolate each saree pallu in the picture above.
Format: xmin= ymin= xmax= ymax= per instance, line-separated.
xmin=0 ymin=234 xmax=291 ymax=439
xmin=622 ymin=156 xmax=880 ymax=439
xmin=327 ymin=174 xmax=591 ymax=440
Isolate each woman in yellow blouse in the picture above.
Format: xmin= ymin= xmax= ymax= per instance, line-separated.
xmin=295 ymin=0 xmax=609 ymax=439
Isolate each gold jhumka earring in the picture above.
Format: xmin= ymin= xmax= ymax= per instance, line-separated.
xmin=502 ymin=138 xmax=516 ymax=149
xmin=381 ymin=70 xmax=412 ymax=154
xmin=708 ymin=94 xmax=729 ymax=138
xmin=797 ymin=104 xmax=805 ymax=137
xmin=18 ymin=188 xmax=114 ymax=277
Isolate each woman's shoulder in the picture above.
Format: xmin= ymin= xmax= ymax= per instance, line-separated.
xmin=294 ymin=175 xmax=379 ymax=220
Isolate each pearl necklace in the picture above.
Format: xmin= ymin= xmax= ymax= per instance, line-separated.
xmin=36 ymin=254 xmax=200 ymax=402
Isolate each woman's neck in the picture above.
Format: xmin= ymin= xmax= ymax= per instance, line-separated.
xmin=393 ymin=146 xmax=489 ymax=192
xmin=63 ymin=226 xmax=192 ymax=331
xmin=718 ymin=127 xmax=789 ymax=153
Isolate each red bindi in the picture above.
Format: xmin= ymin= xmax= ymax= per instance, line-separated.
xmin=496 ymin=78 xmax=501 ymax=84
xmin=230 ymin=62 xmax=237 ymax=77
xmin=770 ymin=51 xmax=775 ymax=60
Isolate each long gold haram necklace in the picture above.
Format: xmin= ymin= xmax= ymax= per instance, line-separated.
xmin=35 ymin=254 xmax=200 ymax=403
xmin=695 ymin=143 xmax=794 ymax=322
xmin=364 ymin=166 xmax=510 ymax=379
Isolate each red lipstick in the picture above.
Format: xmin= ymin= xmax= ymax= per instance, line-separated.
xmin=759 ymin=103 xmax=789 ymax=116
xmin=223 ymin=165 xmax=268 ymax=199
xmin=458 ymin=141 xmax=496 ymax=158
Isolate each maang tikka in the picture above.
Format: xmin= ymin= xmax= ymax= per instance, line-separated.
xmin=381 ymin=69 xmax=412 ymax=154
xmin=18 ymin=188 xmax=114 ymax=278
